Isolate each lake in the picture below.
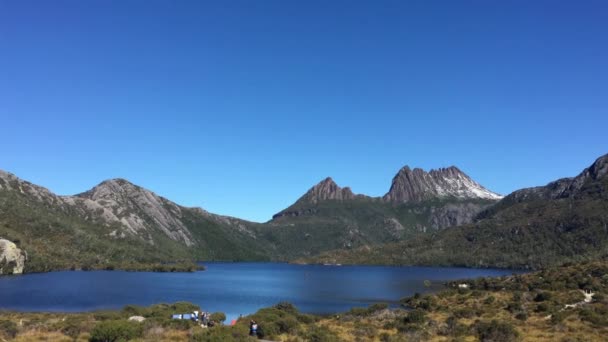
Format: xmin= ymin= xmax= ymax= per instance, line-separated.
xmin=0 ymin=262 xmax=520 ymax=321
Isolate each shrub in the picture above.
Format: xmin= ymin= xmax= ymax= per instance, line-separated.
xmin=55 ymin=316 xmax=92 ymax=339
xmin=301 ymin=326 xmax=340 ymax=342
xmin=275 ymin=302 xmax=298 ymax=314
xmin=515 ymin=312 xmax=528 ymax=321
xmin=276 ymin=316 xmax=298 ymax=334
xmin=296 ymin=313 xmax=316 ymax=324
xmin=89 ymin=320 xmax=144 ymax=342
xmin=348 ymin=307 xmax=369 ymax=316
xmin=484 ymin=296 xmax=496 ymax=305
xmin=210 ymin=312 xmax=226 ymax=324
xmin=0 ymin=320 xmax=18 ymax=339
xmin=454 ymin=307 xmax=476 ymax=319
xmin=534 ymin=292 xmax=553 ymax=302
xmin=535 ymin=303 xmax=550 ymax=313
xmin=474 ymin=320 xmax=519 ymax=342
xmin=368 ymin=302 xmax=389 ymax=312
xmin=403 ymin=309 xmax=426 ymax=324
xmin=550 ymin=311 xmax=572 ymax=325
xmin=442 ymin=316 xmax=468 ymax=337
xmin=506 ymin=302 xmax=522 ymax=313
xmin=189 ymin=325 xmax=253 ymax=342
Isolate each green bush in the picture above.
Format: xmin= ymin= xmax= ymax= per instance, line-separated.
xmin=442 ymin=316 xmax=468 ymax=336
xmin=368 ymin=302 xmax=389 ymax=312
xmin=515 ymin=312 xmax=528 ymax=321
xmin=296 ymin=313 xmax=316 ymax=324
xmin=210 ymin=312 xmax=226 ymax=324
xmin=506 ymin=302 xmax=522 ymax=313
xmin=403 ymin=309 xmax=426 ymax=324
xmin=484 ymin=296 xmax=496 ymax=305
xmin=300 ymin=326 xmax=340 ymax=342
xmin=276 ymin=316 xmax=299 ymax=334
xmin=54 ymin=316 xmax=91 ymax=339
xmin=474 ymin=320 xmax=519 ymax=342
xmin=89 ymin=320 xmax=143 ymax=342
xmin=534 ymin=292 xmax=553 ymax=302
xmin=454 ymin=307 xmax=476 ymax=319
xmin=275 ymin=302 xmax=298 ymax=314
xmin=0 ymin=320 xmax=18 ymax=339
xmin=348 ymin=307 xmax=369 ymax=316
xmin=189 ymin=325 xmax=254 ymax=342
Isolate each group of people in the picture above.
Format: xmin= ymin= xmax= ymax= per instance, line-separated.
xmin=198 ymin=311 xmax=215 ymax=327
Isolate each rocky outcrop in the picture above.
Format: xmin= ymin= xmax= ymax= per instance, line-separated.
xmin=0 ymin=239 xmax=26 ymax=275
xmin=428 ymin=202 xmax=492 ymax=229
xmin=383 ymin=166 xmax=502 ymax=203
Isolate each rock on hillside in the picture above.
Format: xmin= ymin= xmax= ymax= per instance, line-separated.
xmin=0 ymin=239 xmax=26 ymax=275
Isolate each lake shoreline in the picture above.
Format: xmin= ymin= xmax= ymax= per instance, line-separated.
xmin=10 ymin=261 xmax=205 ymax=276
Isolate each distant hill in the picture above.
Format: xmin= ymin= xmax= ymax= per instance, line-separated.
xmin=304 ymin=153 xmax=608 ymax=269
xmin=0 ymin=171 xmax=269 ymax=273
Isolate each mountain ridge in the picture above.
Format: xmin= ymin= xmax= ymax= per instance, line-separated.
xmin=304 ymin=153 xmax=608 ymax=270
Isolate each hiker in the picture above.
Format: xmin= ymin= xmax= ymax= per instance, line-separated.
xmin=249 ymin=320 xmax=258 ymax=336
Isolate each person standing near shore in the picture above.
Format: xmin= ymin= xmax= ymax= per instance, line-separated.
xmin=249 ymin=320 xmax=258 ymax=336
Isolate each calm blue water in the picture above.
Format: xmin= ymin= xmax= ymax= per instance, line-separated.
xmin=0 ymin=263 xmax=519 ymax=321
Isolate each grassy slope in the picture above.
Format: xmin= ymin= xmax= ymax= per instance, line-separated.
xmin=256 ymin=198 xmax=495 ymax=261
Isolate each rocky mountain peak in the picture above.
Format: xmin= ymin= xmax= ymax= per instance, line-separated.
xmin=383 ymin=165 xmax=502 ymax=203
xmin=77 ymin=178 xmax=141 ymax=201
xmin=301 ymin=177 xmax=356 ymax=204
xmin=75 ymin=178 xmax=194 ymax=246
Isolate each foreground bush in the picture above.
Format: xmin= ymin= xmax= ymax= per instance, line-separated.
xmin=474 ymin=320 xmax=519 ymax=342
xmin=0 ymin=320 xmax=18 ymax=339
xmin=89 ymin=320 xmax=143 ymax=342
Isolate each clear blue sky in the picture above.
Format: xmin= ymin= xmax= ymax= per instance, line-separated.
xmin=1 ymin=1 xmax=607 ymax=222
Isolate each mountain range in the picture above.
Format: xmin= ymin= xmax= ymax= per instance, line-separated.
xmin=307 ymin=153 xmax=608 ymax=269
xmin=1 ymin=153 xmax=606 ymax=274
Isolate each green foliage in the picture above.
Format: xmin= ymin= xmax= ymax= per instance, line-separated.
xmin=579 ymin=303 xmax=608 ymax=327
xmin=300 ymin=325 xmax=340 ymax=342
xmin=89 ymin=320 xmax=143 ymax=342
xmin=348 ymin=302 xmax=389 ymax=317
xmin=210 ymin=312 xmax=226 ymax=324
xmin=473 ymin=320 xmax=520 ymax=342
xmin=534 ymin=292 xmax=553 ymax=302
xmin=0 ymin=320 xmax=18 ymax=339
xmin=189 ymin=325 xmax=254 ymax=342
xmin=402 ymin=294 xmax=437 ymax=311
xmin=262 ymin=197 xmax=495 ymax=262
xmin=514 ymin=312 xmax=528 ymax=321
xmin=442 ymin=316 xmax=468 ymax=337
xmin=403 ymin=309 xmax=426 ymax=324
xmin=453 ymin=307 xmax=476 ymax=319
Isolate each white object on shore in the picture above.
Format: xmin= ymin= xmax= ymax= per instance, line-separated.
xmin=128 ymin=316 xmax=146 ymax=322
